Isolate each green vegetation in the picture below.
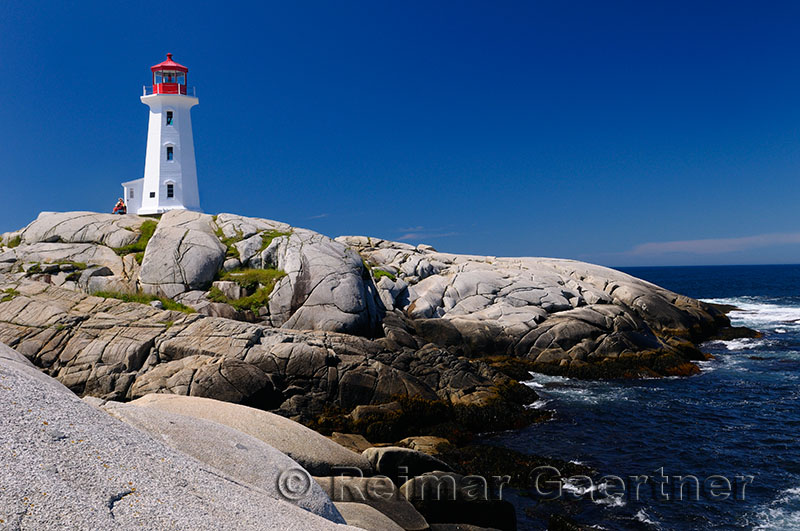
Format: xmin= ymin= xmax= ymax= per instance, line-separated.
xmin=113 ymin=220 xmax=158 ymax=256
xmin=215 ymin=226 xmax=244 ymax=259
xmin=134 ymin=252 xmax=144 ymax=265
xmin=7 ymin=235 xmax=22 ymax=248
xmin=92 ymin=290 xmax=194 ymax=314
xmin=208 ymin=267 xmax=286 ymax=312
xmin=53 ymin=260 xmax=87 ymax=270
xmin=0 ymin=288 xmax=19 ymax=303
xmin=259 ymin=229 xmax=292 ymax=252
xmin=372 ymin=269 xmax=396 ymax=281
xmin=220 ymin=268 xmax=285 ymax=291
xmin=26 ymin=263 xmax=42 ymax=274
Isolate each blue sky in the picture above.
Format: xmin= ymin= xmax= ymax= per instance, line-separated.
xmin=1 ymin=1 xmax=799 ymax=266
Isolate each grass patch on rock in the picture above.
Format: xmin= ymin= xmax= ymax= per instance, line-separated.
xmin=372 ymin=269 xmax=397 ymax=281
xmin=259 ymin=230 xmax=292 ymax=252
xmin=0 ymin=288 xmax=20 ymax=303
xmin=7 ymin=235 xmax=22 ymax=248
xmin=208 ymin=268 xmax=286 ymax=312
xmin=92 ymin=290 xmax=194 ymax=314
xmin=53 ymin=260 xmax=87 ymax=270
xmin=113 ymin=220 xmax=158 ymax=256
xmin=215 ymin=226 xmax=244 ymax=259
xmin=221 ymin=268 xmax=286 ymax=291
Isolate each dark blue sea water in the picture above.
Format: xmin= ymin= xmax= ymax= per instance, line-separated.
xmin=490 ymin=265 xmax=800 ymax=530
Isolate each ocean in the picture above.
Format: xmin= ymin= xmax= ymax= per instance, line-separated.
xmin=489 ymin=264 xmax=800 ymax=530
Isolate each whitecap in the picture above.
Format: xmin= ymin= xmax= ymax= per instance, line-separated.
xmin=702 ymin=297 xmax=800 ymax=331
xmin=562 ymin=477 xmax=598 ymax=497
xmin=525 ymin=399 xmax=550 ymax=410
xmin=752 ymin=485 xmax=800 ymax=530
xmin=634 ymin=508 xmax=661 ymax=527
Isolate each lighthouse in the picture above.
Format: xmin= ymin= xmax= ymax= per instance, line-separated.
xmin=122 ymin=54 xmax=201 ymax=215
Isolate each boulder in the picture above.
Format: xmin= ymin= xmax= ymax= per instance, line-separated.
xmin=0 ymin=342 xmax=352 ymax=530
xmin=315 ymin=476 xmax=429 ymax=531
xmin=99 ymin=399 xmax=344 ymax=523
xmin=214 ymin=213 xmax=384 ymax=335
xmin=265 ymin=228 xmax=382 ymax=335
xmin=17 ymin=211 xmax=147 ymax=248
xmin=139 ymin=210 xmax=225 ymax=298
xmin=9 ymin=242 xmax=124 ymax=276
xmin=212 ymin=280 xmax=245 ymax=300
xmin=363 ymin=447 xmax=453 ymax=484
xmin=334 ymin=502 xmax=406 ymax=531
xmin=397 ymin=436 xmax=450 ymax=455
xmin=131 ymin=393 xmax=373 ymax=476
xmin=331 ymin=432 xmax=374 ymax=453
xmin=128 ymin=355 xmax=281 ymax=409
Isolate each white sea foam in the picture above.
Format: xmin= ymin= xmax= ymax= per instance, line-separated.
xmin=702 ymin=297 xmax=800 ymax=331
xmin=708 ymin=337 xmax=771 ymax=351
xmin=525 ymin=399 xmax=550 ymax=410
xmin=523 ymin=372 xmax=570 ymax=389
xmin=560 ymin=478 xmax=627 ymax=508
xmin=633 ymin=508 xmax=661 ymax=528
xmin=752 ymin=486 xmax=800 ymax=530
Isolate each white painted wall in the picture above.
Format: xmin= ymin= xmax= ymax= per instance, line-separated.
xmin=136 ymin=94 xmax=200 ymax=215
xmin=121 ymin=178 xmax=143 ymax=214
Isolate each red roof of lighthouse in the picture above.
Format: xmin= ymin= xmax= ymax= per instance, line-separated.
xmin=151 ymin=53 xmax=188 ymax=73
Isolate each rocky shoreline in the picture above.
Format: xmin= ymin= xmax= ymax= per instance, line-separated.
xmin=0 ymin=211 xmax=754 ymax=529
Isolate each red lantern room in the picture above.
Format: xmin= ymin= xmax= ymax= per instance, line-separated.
xmin=151 ymin=53 xmax=189 ymax=95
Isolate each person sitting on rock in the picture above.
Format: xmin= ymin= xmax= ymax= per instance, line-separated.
xmin=112 ymin=198 xmax=127 ymax=215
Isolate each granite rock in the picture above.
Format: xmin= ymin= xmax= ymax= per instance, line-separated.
xmin=0 ymin=341 xmax=354 ymax=530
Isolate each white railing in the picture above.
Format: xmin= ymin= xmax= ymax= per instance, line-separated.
xmin=142 ymin=86 xmax=197 ymax=97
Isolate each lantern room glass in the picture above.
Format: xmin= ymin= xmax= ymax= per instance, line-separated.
xmin=154 ymin=71 xmax=186 ymax=86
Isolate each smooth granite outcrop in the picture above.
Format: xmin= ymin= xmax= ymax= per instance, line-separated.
xmin=0 ymin=342 xmax=353 ymax=530
xmin=129 ymin=394 xmax=373 ymax=476
xmin=98 ymin=399 xmax=344 ymax=522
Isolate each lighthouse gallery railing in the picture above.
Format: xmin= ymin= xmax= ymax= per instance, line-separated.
xmin=142 ymin=86 xmax=197 ymax=97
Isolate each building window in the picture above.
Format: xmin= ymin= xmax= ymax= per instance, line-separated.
xmin=166 ymin=111 xmax=173 ymax=126
xmin=166 ymin=146 xmax=174 ymax=161
xmin=129 ymin=188 xmax=134 ymax=199
xmin=149 ymin=192 xmax=155 ymax=198
xmin=167 ymin=184 xmax=174 ymax=198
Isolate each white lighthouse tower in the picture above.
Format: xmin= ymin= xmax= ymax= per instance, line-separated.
xmin=122 ymin=53 xmax=201 ymax=214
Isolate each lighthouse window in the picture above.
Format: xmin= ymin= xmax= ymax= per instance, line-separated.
xmin=166 ymin=146 xmax=174 ymax=161
xmin=166 ymin=111 xmax=173 ymax=125
xmin=177 ymin=73 xmax=185 ymax=85
xmin=167 ymin=184 xmax=174 ymax=198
